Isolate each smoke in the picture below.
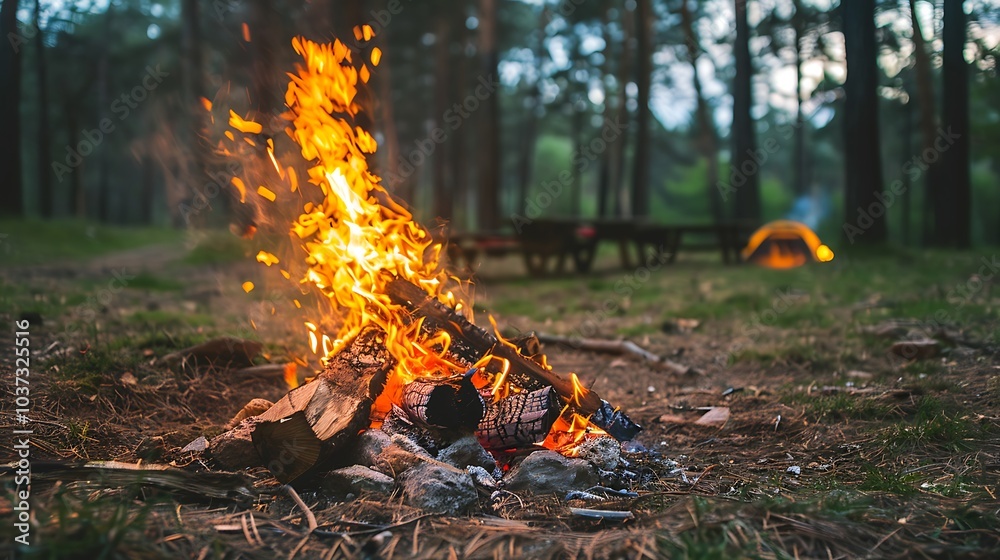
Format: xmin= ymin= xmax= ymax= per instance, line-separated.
xmin=784 ymin=191 xmax=832 ymax=231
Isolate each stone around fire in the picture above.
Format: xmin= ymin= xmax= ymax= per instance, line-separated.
xmin=401 ymin=462 xmax=478 ymax=515
xmin=503 ymin=450 xmax=598 ymax=494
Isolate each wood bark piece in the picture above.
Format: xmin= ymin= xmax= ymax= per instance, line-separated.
xmin=386 ymin=278 xmax=642 ymax=441
xmin=534 ymin=333 xmax=701 ymax=376
xmin=475 ymin=387 xmax=560 ymax=451
xmin=251 ymin=327 xmax=394 ymax=483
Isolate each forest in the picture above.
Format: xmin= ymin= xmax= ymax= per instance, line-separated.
xmin=1 ymin=0 xmax=998 ymax=247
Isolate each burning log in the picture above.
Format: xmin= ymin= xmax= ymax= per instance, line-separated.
xmin=475 ymin=387 xmax=560 ymax=452
xmin=250 ymin=326 xmax=394 ymax=483
xmin=401 ymin=376 xmax=485 ymax=432
xmin=386 ymin=278 xmax=642 ymax=441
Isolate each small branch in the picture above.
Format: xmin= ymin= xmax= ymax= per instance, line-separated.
xmin=534 ymin=333 xmax=701 ymax=376
xmin=284 ymin=484 xmax=318 ymax=533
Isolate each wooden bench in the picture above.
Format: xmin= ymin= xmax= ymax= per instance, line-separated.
xmin=446 ymin=220 xmax=759 ymax=277
xmin=634 ymin=222 xmax=757 ymax=265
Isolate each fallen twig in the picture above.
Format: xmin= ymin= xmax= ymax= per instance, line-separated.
xmin=284 ymin=484 xmax=318 ymax=533
xmin=535 ymin=333 xmax=701 ymax=376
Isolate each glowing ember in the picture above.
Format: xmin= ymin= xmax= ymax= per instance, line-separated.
xmin=226 ymin=34 xmax=602 ymax=454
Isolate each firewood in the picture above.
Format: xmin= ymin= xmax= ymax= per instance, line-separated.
xmin=475 ymin=387 xmax=560 ymax=451
xmin=534 ymin=333 xmax=701 ymax=376
xmin=401 ymin=376 xmax=485 ymax=432
xmin=250 ymin=326 xmax=394 ymax=483
xmin=385 ymin=278 xmax=642 ymax=441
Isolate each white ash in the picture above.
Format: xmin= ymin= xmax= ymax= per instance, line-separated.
xmin=575 ymin=436 xmax=621 ymax=470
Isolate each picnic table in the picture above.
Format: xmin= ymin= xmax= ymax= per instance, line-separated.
xmin=446 ymin=219 xmax=758 ymax=277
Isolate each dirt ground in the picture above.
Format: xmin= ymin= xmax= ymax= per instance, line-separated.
xmin=1 ymin=234 xmax=998 ymax=559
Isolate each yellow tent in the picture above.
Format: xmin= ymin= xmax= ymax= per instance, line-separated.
xmin=741 ymin=220 xmax=834 ymax=269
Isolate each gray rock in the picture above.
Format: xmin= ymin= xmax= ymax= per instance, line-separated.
xmin=355 ymin=429 xmax=392 ymax=467
xmin=323 ymin=465 xmax=395 ymax=495
xmin=466 ymin=465 xmax=497 ymax=490
xmin=437 ymin=436 xmax=496 ymax=471
xmin=373 ymin=443 xmax=430 ymax=476
xmin=209 ymin=418 xmax=263 ymax=469
xmin=503 ymin=450 xmax=598 ymax=494
xmin=576 ymin=436 xmax=621 ymax=470
xmin=390 ymin=434 xmax=432 ymax=457
xmin=401 ymin=462 xmax=478 ymax=515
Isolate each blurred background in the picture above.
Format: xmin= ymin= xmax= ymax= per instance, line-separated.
xmin=0 ymin=0 xmax=998 ymax=247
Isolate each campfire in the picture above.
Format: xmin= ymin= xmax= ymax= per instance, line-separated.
xmin=210 ymin=33 xmax=640 ymax=494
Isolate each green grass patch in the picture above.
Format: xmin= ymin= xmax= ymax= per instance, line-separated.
xmin=182 ymin=231 xmax=252 ymax=265
xmin=0 ymin=219 xmax=182 ymax=266
xmin=858 ymin=465 xmax=921 ymax=496
xmin=127 ymin=272 xmax=184 ymax=292
xmin=784 ymin=392 xmax=898 ymax=422
xmin=127 ymin=310 xmax=216 ymax=329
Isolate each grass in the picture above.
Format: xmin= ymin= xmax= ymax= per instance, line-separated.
xmin=0 ymin=219 xmax=183 ymax=266
xmin=127 ymin=272 xmax=185 ymax=292
xmin=182 ymin=230 xmax=252 ymax=265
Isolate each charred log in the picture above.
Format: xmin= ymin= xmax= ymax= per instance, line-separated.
xmin=401 ymin=376 xmax=485 ymax=432
xmin=251 ymin=326 xmax=394 ymax=483
xmin=386 ymin=278 xmax=641 ymax=441
xmin=475 ymin=387 xmax=560 ymax=452
xmin=381 ymin=404 xmax=448 ymax=455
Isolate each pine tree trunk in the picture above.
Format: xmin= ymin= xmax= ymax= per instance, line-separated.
xmin=0 ymin=0 xmax=24 ymax=217
xmin=940 ymin=0 xmax=970 ymax=247
xmin=680 ymin=2 xmax=723 ymax=225
xmin=732 ymin=0 xmax=759 ymax=223
xmin=631 ymin=0 xmax=653 ymax=218
xmin=842 ymin=0 xmax=887 ymax=244
xmin=34 ymin=0 xmax=53 ymax=218
xmin=597 ymin=0 xmax=614 ymax=218
xmin=792 ymin=0 xmax=807 ymax=197
xmin=611 ymin=3 xmax=633 ymax=218
xmin=477 ymin=0 xmax=501 ymax=231
xmin=908 ymin=0 xmax=940 ymax=245
xmin=433 ymin=12 xmax=453 ymax=223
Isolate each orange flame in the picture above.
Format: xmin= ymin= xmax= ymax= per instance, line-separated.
xmin=227 ymin=35 xmax=599 ymax=447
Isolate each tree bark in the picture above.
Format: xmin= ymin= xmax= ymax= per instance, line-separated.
xmin=908 ymin=0 xmax=940 ymax=245
xmin=96 ymin=11 xmax=111 ymax=223
xmin=611 ymin=3 xmax=633 ymax=218
xmin=0 ymin=0 xmax=24 ymax=217
xmin=680 ymin=1 xmax=723 ymax=225
xmin=517 ymin=8 xmax=547 ymax=218
xmin=433 ymin=11 xmax=453 ymax=223
xmin=374 ymin=0 xmax=403 ymax=203
xmin=476 ymin=0 xmax=501 ymax=230
xmin=33 ymin=0 xmax=52 ymax=218
xmin=939 ymin=0 xmax=970 ymax=247
xmin=65 ymin=99 xmax=85 ymax=218
xmin=732 ymin=0 xmax=759 ymax=223
xmin=631 ymin=0 xmax=653 ymax=218
xmin=450 ymin=6 xmax=469 ymax=230
xmin=842 ymin=0 xmax=887 ymax=244
xmin=597 ymin=0 xmax=614 ymax=218
xmin=792 ymin=0 xmax=808 ymax=197
xmin=181 ymin=0 xmax=209 ymax=225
